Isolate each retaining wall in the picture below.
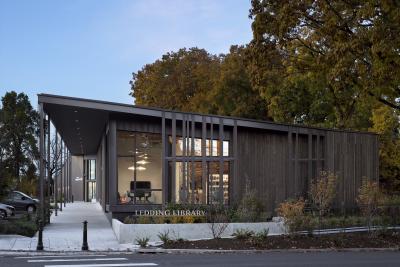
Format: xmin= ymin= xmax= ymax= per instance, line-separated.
xmin=112 ymin=219 xmax=286 ymax=244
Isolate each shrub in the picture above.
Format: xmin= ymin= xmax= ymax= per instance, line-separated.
xmin=206 ymin=205 xmax=230 ymax=239
xmin=357 ymin=178 xmax=383 ymax=231
xmin=137 ymin=216 xmax=153 ymax=224
xmin=249 ymin=228 xmax=270 ymax=246
xmin=135 ymin=237 xmax=150 ymax=248
xmin=255 ymin=228 xmax=269 ymax=240
xmin=309 ymin=171 xmax=337 ymax=218
xmin=157 ymin=230 xmax=172 ymax=244
xmin=0 ymin=220 xmax=37 ymax=237
xmin=276 ymin=198 xmax=306 ymax=234
xmin=123 ymin=216 xmax=135 ymax=224
xmin=152 ymin=216 xmax=165 ymax=224
xmin=235 ymin=179 xmax=265 ymax=222
xmin=233 ymin=228 xmax=254 ymax=239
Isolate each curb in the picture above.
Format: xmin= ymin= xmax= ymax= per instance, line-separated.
xmin=0 ymin=250 xmax=137 ymax=256
xmin=1 ymin=247 xmax=399 ymax=256
xmin=136 ymin=247 xmax=400 ymax=254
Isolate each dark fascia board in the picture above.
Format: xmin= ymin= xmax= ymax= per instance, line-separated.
xmin=38 ymin=93 xmax=377 ymax=136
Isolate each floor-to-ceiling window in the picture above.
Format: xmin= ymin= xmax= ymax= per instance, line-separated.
xmin=117 ymin=131 xmax=162 ymax=204
xmin=168 ymin=136 xmax=230 ymax=205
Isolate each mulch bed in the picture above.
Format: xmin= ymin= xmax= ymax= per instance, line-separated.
xmin=163 ymin=231 xmax=400 ymax=250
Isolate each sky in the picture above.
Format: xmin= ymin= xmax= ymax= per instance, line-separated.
xmin=0 ymin=0 xmax=253 ymax=106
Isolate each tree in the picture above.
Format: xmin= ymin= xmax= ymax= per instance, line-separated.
xmin=0 ymin=91 xmax=38 ymax=197
xmin=248 ymin=0 xmax=400 ymax=128
xmin=357 ymin=177 xmax=383 ymax=232
xmin=210 ymin=46 xmax=268 ymax=120
xmin=130 ymin=47 xmax=221 ymax=113
xmin=130 ymin=46 xmax=269 ymax=119
xmin=309 ymin=171 xmax=338 ymax=217
xmin=370 ymin=105 xmax=400 ymax=193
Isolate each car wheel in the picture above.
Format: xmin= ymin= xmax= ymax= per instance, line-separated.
xmin=27 ymin=205 xmax=36 ymax=213
xmin=0 ymin=210 xmax=6 ymax=220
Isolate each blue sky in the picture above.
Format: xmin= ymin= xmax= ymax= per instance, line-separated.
xmin=0 ymin=0 xmax=253 ymax=106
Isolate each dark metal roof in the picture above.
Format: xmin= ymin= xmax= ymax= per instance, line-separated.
xmin=38 ymin=93 xmax=377 ymax=155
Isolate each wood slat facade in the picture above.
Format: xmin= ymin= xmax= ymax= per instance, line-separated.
xmin=39 ymin=94 xmax=379 ymax=218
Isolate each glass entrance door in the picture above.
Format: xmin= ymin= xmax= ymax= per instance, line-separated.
xmin=84 ymin=159 xmax=96 ymax=202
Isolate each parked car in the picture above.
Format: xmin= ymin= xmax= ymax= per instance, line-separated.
xmin=3 ymin=191 xmax=38 ymax=213
xmin=0 ymin=203 xmax=15 ymax=219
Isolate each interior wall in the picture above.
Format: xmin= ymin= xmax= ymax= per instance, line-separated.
xmin=70 ymin=155 xmax=84 ymax=201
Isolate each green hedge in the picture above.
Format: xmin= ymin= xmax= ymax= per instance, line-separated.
xmin=0 ymin=220 xmax=37 ymax=237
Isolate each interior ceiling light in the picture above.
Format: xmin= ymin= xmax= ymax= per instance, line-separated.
xmin=128 ymin=165 xmax=146 ymax=171
xmin=137 ymin=160 xmax=149 ymax=165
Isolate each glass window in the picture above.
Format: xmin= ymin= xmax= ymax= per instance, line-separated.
xmin=169 ymin=137 xmax=229 ymax=157
xmin=208 ymin=162 xmax=229 ymax=205
xmin=169 ymin=161 xmax=229 ymax=205
xmin=117 ymin=131 xmax=162 ymax=204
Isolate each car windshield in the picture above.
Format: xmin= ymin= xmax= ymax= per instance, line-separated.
xmin=16 ymin=191 xmax=31 ymax=199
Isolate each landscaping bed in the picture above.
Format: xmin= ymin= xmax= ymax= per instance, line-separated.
xmin=0 ymin=214 xmax=38 ymax=237
xmin=162 ymin=231 xmax=400 ymax=250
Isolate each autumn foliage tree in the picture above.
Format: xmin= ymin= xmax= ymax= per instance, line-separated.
xmin=130 ymin=46 xmax=269 ymax=120
xmin=309 ymin=171 xmax=338 ymax=217
xmin=357 ymin=178 xmax=383 ymax=231
xmin=248 ymin=0 xmax=400 ymax=128
xmin=130 ymin=47 xmax=221 ymax=114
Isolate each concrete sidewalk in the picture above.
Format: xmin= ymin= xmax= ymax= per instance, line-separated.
xmin=0 ymin=202 xmax=126 ymax=251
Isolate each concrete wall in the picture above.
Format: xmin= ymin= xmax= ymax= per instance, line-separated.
xmin=71 ymin=155 xmax=84 ymax=201
xmin=112 ymin=219 xmax=285 ymax=244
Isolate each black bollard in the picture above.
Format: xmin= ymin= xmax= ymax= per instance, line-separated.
xmin=36 ymin=220 xmax=44 ymax=251
xmin=82 ymin=220 xmax=89 ymax=251
xmin=72 ymin=195 xmax=74 ymax=203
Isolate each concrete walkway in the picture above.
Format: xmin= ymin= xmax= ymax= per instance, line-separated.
xmin=0 ymin=202 xmax=125 ymax=251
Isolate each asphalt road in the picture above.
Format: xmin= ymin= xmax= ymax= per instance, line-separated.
xmin=0 ymin=251 xmax=400 ymax=267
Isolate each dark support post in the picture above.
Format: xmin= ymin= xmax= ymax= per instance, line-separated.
xmin=68 ymin=151 xmax=71 ymax=202
xmin=219 ymin=118 xmax=224 ymax=203
xmin=64 ymin=145 xmax=67 ymax=207
xmin=161 ymin=112 xmax=166 ymax=206
xmin=308 ymin=133 xmax=312 ymax=193
xmin=233 ymin=119 xmax=237 ymax=204
xmin=54 ymin=133 xmax=58 ymax=216
xmin=190 ymin=114 xmax=195 ymax=204
xmin=171 ymin=113 xmax=176 ymax=203
xmin=201 ymin=116 xmax=207 ymax=204
xmin=182 ymin=115 xmax=186 ymax=201
xmin=37 ymin=102 xmax=45 ymax=250
xmin=82 ymin=220 xmax=89 ymax=251
xmin=46 ymin=116 xmax=51 ymax=224
xmin=60 ymin=141 xmax=63 ymax=212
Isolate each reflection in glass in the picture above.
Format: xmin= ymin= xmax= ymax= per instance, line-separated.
xmin=117 ymin=131 xmax=162 ymax=204
xmin=169 ymin=137 xmax=229 ymax=156
xmin=170 ymin=161 xmax=229 ymax=205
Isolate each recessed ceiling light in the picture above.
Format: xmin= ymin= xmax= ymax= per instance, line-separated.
xmin=75 ymin=119 xmax=79 ymax=123
xmin=74 ymin=110 xmax=78 ymax=113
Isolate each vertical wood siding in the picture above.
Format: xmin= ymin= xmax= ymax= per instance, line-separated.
xmin=236 ymin=128 xmax=378 ymax=214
